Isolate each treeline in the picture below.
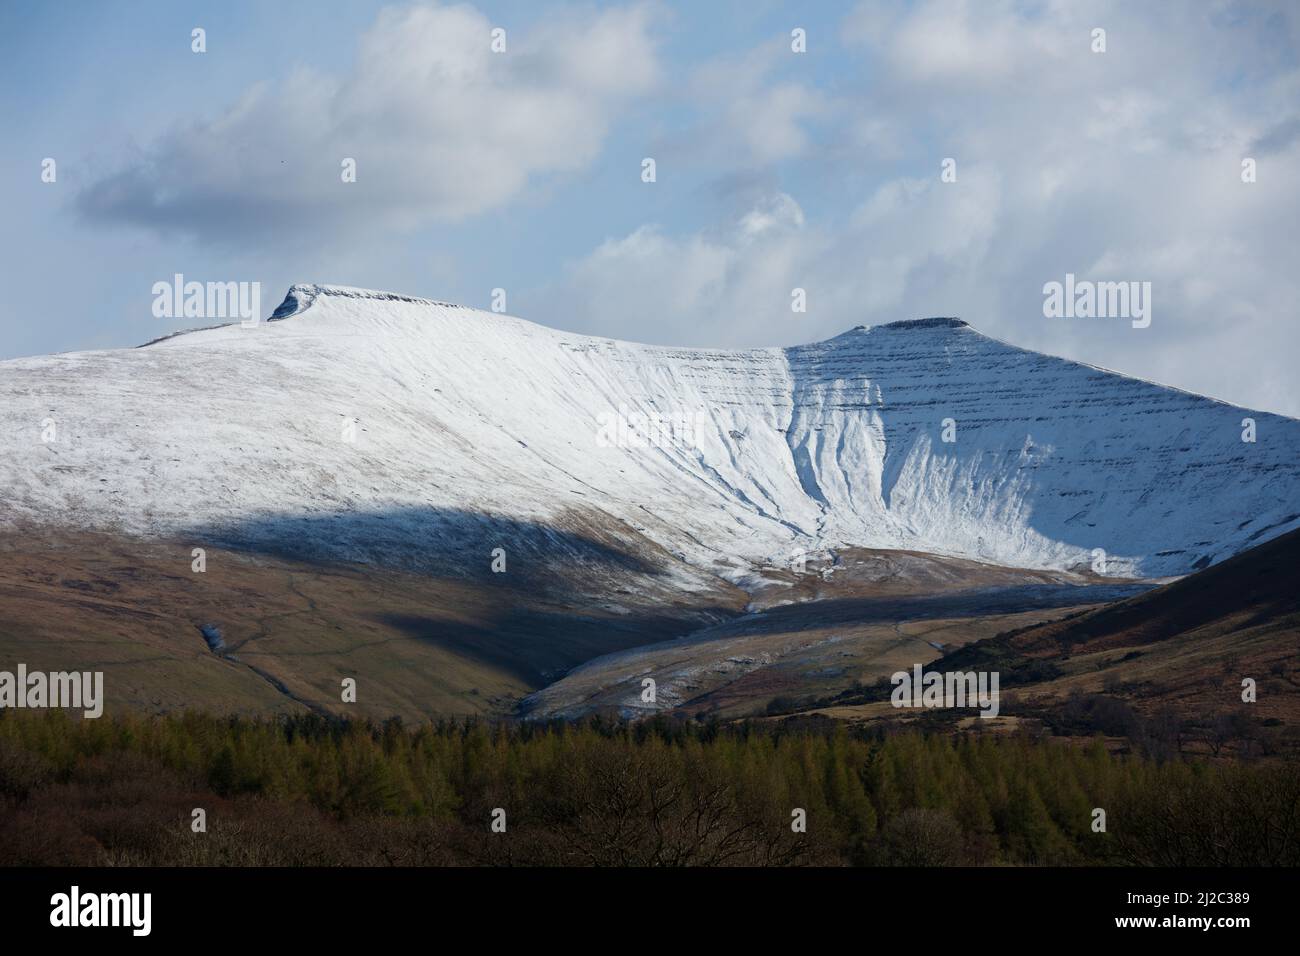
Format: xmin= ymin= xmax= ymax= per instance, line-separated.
xmin=766 ymin=685 xmax=1289 ymax=761
xmin=1 ymin=711 xmax=1296 ymax=866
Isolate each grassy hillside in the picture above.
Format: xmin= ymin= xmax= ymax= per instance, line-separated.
xmin=0 ymin=530 xmax=743 ymax=720
xmin=798 ymin=530 xmax=1300 ymax=755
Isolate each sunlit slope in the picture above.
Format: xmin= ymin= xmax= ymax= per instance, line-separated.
xmin=2 ymin=285 xmax=1297 ymax=579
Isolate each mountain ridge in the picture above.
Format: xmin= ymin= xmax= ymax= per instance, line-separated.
xmin=3 ymin=284 xmax=1297 ymax=583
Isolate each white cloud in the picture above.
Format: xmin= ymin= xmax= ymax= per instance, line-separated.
xmin=76 ymin=2 xmax=661 ymax=244
xmin=843 ymin=0 xmax=1068 ymax=89
xmin=536 ymin=0 xmax=1300 ymax=416
xmin=540 ymin=173 xmax=1001 ymax=347
xmin=547 ymin=195 xmax=805 ymax=346
xmin=660 ymin=40 xmax=829 ymax=168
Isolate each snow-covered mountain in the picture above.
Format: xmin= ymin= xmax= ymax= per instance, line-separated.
xmin=3 ymin=284 xmax=1297 ymax=581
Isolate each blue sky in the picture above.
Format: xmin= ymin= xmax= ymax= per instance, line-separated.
xmin=3 ymin=0 xmax=1299 ymax=414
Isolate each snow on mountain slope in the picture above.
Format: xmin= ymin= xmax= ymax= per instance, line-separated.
xmin=2 ymin=284 xmax=1297 ymax=581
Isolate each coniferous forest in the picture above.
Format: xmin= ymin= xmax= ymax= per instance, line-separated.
xmin=1 ymin=711 xmax=1296 ymax=867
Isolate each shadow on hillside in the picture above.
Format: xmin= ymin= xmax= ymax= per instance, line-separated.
xmin=379 ymin=607 xmax=729 ymax=687
xmin=180 ymin=506 xmax=740 ymax=687
xmin=181 ymin=505 xmax=660 ymax=588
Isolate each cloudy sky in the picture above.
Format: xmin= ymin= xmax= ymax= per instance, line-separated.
xmin=3 ymin=0 xmax=1298 ymax=414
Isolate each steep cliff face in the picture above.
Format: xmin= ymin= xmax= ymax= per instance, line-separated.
xmin=775 ymin=318 xmax=1300 ymax=576
xmin=2 ymin=284 xmax=1296 ymax=580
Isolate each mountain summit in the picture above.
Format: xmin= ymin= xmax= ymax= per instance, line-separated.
xmin=2 ymin=284 xmax=1297 ymax=580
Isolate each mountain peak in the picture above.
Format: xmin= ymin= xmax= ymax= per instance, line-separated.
xmin=272 ymin=286 xmax=973 ymax=343
xmin=867 ymin=317 xmax=968 ymax=331
xmin=826 ymin=317 xmax=970 ymax=343
xmin=269 ymin=283 xmax=465 ymax=321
